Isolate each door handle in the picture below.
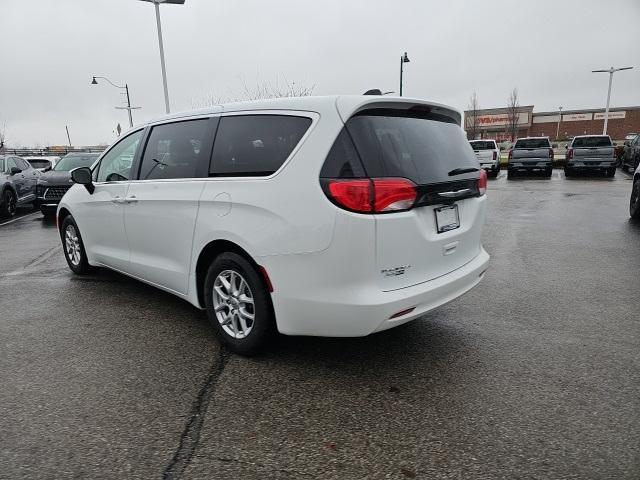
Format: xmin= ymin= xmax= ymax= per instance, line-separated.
xmin=124 ymin=195 xmax=138 ymax=203
xmin=111 ymin=196 xmax=125 ymax=204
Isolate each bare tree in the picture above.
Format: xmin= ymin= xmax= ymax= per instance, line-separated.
xmin=466 ymin=91 xmax=480 ymax=139
xmin=506 ymin=88 xmax=520 ymax=142
xmin=193 ymin=75 xmax=315 ymax=108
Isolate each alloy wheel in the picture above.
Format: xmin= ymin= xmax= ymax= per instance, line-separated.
xmin=212 ymin=269 xmax=255 ymax=339
xmin=64 ymin=225 xmax=82 ymax=266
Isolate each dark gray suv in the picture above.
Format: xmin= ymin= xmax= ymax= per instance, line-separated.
xmin=0 ymin=155 xmax=39 ymax=218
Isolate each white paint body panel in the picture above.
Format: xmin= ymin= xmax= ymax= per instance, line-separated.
xmin=58 ymin=95 xmax=489 ymax=337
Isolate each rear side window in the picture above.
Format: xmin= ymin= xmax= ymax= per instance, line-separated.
xmin=320 ymin=129 xmax=366 ymax=178
xmin=469 ymin=141 xmax=495 ymax=150
xmin=572 ymin=136 xmax=612 ymax=148
xmin=342 ymin=109 xmax=479 ymax=184
xmin=210 ymin=115 xmax=311 ymax=177
xmin=139 ymin=119 xmax=210 ymax=180
xmin=514 ymin=138 xmax=551 ymax=149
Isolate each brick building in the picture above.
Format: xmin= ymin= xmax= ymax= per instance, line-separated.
xmin=465 ymin=105 xmax=640 ymax=141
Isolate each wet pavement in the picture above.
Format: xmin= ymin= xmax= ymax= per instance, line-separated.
xmin=1 ymin=170 xmax=639 ymax=479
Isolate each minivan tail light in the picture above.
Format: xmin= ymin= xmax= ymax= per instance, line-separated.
xmin=478 ymin=169 xmax=487 ymax=196
xmin=324 ymin=178 xmax=417 ymax=214
xmin=492 ymin=151 xmax=497 ymax=161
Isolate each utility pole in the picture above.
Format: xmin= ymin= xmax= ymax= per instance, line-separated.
xmin=65 ymin=126 xmax=72 ymax=148
xmin=592 ymin=66 xmax=633 ymax=134
xmin=555 ymin=106 xmax=563 ymax=141
xmin=399 ymin=52 xmax=410 ymax=97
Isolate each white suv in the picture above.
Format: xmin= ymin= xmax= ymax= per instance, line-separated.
xmin=58 ymin=96 xmax=489 ymax=354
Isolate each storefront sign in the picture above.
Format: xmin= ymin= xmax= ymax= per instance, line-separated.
xmin=562 ymin=113 xmax=593 ymax=122
xmin=471 ymin=112 xmax=529 ymax=128
xmin=594 ymin=111 xmax=626 ymax=120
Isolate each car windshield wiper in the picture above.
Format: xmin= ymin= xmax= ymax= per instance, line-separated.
xmin=448 ymin=167 xmax=479 ymax=176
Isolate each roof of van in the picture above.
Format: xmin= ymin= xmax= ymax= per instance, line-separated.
xmin=146 ymin=95 xmax=462 ymax=127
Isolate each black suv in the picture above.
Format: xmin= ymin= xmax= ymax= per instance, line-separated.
xmin=0 ymin=155 xmax=39 ymax=218
xmin=621 ymin=135 xmax=640 ymax=173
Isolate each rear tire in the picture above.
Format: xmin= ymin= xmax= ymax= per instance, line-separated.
xmin=204 ymin=252 xmax=275 ymax=355
xmin=630 ymin=179 xmax=640 ymax=219
xmin=507 ymin=169 xmax=514 ymax=179
xmin=545 ymin=168 xmax=553 ymax=178
xmin=60 ymin=215 xmax=93 ymax=275
xmin=606 ymin=168 xmax=615 ymax=178
xmin=564 ymin=167 xmax=572 ymax=177
xmin=0 ymin=189 xmax=17 ymax=218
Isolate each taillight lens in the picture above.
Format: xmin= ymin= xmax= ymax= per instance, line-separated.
xmin=549 ymin=148 xmax=554 ymax=159
xmin=492 ymin=151 xmax=497 ymax=161
xmin=324 ymin=178 xmax=417 ymax=214
xmin=567 ymin=148 xmax=574 ymax=160
xmin=478 ymin=170 xmax=487 ymax=196
xmin=508 ymin=149 xmax=513 ymax=160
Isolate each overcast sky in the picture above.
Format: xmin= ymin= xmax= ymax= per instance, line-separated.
xmin=1 ymin=0 xmax=639 ymax=146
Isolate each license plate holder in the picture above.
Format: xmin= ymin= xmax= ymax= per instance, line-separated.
xmin=435 ymin=205 xmax=460 ymax=233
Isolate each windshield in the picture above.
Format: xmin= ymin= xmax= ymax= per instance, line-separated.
xmin=514 ymin=138 xmax=551 ymax=149
xmin=28 ymin=160 xmax=52 ymax=169
xmin=572 ymin=136 xmax=612 ymax=148
xmin=54 ymin=154 xmax=99 ymax=172
xmin=344 ymin=109 xmax=478 ymax=184
xmin=469 ymin=141 xmax=495 ymax=150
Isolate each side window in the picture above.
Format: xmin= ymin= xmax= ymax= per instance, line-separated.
xmin=95 ymin=130 xmax=143 ymax=182
xmin=320 ymin=128 xmax=366 ymax=178
xmin=7 ymin=157 xmax=18 ymax=172
xmin=139 ymin=119 xmax=209 ymax=180
xmin=210 ymin=115 xmax=312 ymax=177
xmin=16 ymin=158 xmax=31 ymax=170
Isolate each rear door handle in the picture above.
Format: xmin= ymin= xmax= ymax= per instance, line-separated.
xmin=124 ymin=195 xmax=138 ymax=203
xmin=111 ymin=196 xmax=125 ymax=204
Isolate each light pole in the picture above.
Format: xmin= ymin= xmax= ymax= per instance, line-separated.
xmin=592 ymin=66 xmax=633 ymax=134
xmin=399 ymin=52 xmax=410 ymax=97
xmin=555 ymin=106 xmax=563 ymax=141
xmin=91 ymin=76 xmax=140 ymax=128
xmin=139 ymin=0 xmax=185 ymax=114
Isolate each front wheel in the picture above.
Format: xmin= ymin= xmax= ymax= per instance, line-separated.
xmin=204 ymin=252 xmax=275 ymax=355
xmin=60 ymin=216 xmax=93 ymax=274
xmin=0 ymin=189 xmax=17 ymax=218
xmin=630 ymin=179 xmax=640 ymax=219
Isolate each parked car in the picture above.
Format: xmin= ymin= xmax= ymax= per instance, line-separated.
xmin=0 ymin=155 xmax=39 ymax=217
xmin=621 ymin=134 xmax=640 ymax=173
xmin=35 ymin=152 xmax=100 ymax=217
xmin=57 ymin=96 xmax=490 ymax=354
xmin=23 ymin=156 xmax=61 ymax=172
xmin=630 ymin=163 xmax=640 ymax=219
xmin=469 ymin=139 xmax=501 ymax=178
xmin=564 ymin=135 xmax=616 ymax=177
xmin=507 ymin=137 xmax=554 ymax=178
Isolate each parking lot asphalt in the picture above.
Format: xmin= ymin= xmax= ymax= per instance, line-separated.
xmin=1 ymin=170 xmax=639 ymax=480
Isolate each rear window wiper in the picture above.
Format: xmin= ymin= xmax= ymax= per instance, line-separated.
xmin=448 ymin=167 xmax=479 ymax=176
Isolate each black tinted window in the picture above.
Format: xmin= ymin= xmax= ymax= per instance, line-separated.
xmin=16 ymin=158 xmax=31 ymax=170
xmin=320 ymin=128 xmax=366 ymax=178
xmin=572 ymin=136 xmax=612 ymax=148
xmin=28 ymin=160 xmax=51 ymax=169
xmin=469 ymin=141 xmax=495 ymax=150
xmin=344 ymin=110 xmax=478 ymax=184
xmin=514 ymin=138 xmax=551 ymax=149
xmin=210 ymin=115 xmax=312 ymax=177
xmin=140 ymin=120 xmax=209 ymax=180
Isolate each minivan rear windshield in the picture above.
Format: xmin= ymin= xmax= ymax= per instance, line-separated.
xmin=514 ymin=138 xmax=551 ymax=149
xmin=344 ymin=110 xmax=479 ymax=184
xmin=572 ymin=136 xmax=612 ymax=148
xmin=469 ymin=141 xmax=495 ymax=150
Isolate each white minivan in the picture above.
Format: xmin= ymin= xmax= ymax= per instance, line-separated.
xmin=58 ymin=96 xmax=489 ymax=354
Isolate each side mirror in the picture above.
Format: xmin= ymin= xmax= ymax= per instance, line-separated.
xmin=564 ymin=145 xmax=568 ymax=149
xmin=43 ymin=165 xmax=52 ymax=172
xmin=71 ymin=167 xmax=94 ymax=194
xmin=9 ymin=167 xmax=22 ymax=175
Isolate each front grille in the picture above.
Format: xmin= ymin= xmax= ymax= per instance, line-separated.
xmin=44 ymin=186 xmax=71 ymax=200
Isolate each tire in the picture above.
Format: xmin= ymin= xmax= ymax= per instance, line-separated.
xmin=606 ymin=168 xmax=615 ymax=178
xmin=545 ymin=168 xmax=553 ymax=177
xmin=0 ymin=189 xmax=17 ymax=218
xmin=630 ymin=178 xmax=640 ymax=219
xmin=564 ymin=167 xmax=572 ymax=177
xmin=507 ymin=169 xmax=514 ymax=179
xmin=204 ymin=252 xmax=275 ymax=355
xmin=60 ymin=215 xmax=93 ymax=275
xmin=489 ymin=170 xmax=498 ymax=179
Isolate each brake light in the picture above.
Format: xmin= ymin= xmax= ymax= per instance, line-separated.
xmin=549 ymin=148 xmax=554 ymax=159
xmin=492 ymin=151 xmax=497 ymax=161
xmin=325 ymin=178 xmax=417 ymax=213
xmin=567 ymin=148 xmax=574 ymax=160
xmin=508 ymin=149 xmax=513 ymax=160
xmin=478 ymin=169 xmax=487 ymax=196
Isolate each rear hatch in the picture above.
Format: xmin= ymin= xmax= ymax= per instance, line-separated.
xmin=469 ymin=140 xmax=496 ymax=163
xmin=572 ymin=136 xmax=614 ymax=162
xmin=512 ymin=138 xmax=552 ymax=162
xmin=321 ymin=105 xmax=485 ymax=291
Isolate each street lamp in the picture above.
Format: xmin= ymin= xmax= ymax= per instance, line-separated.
xmin=399 ymin=52 xmax=410 ymax=97
xmin=91 ymin=76 xmax=140 ymax=128
xmin=592 ymin=66 xmax=633 ymax=134
xmin=139 ymin=0 xmax=185 ymax=114
xmin=555 ymin=106 xmax=563 ymax=141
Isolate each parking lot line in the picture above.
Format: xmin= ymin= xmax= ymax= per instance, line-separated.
xmin=0 ymin=211 xmax=40 ymax=227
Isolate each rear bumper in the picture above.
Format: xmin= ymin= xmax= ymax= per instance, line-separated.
xmin=269 ymin=248 xmax=490 ymax=337
xmin=566 ymin=161 xmax=615 ymax=170
xmin=508 ymin=160 xmax=552 ymax=170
